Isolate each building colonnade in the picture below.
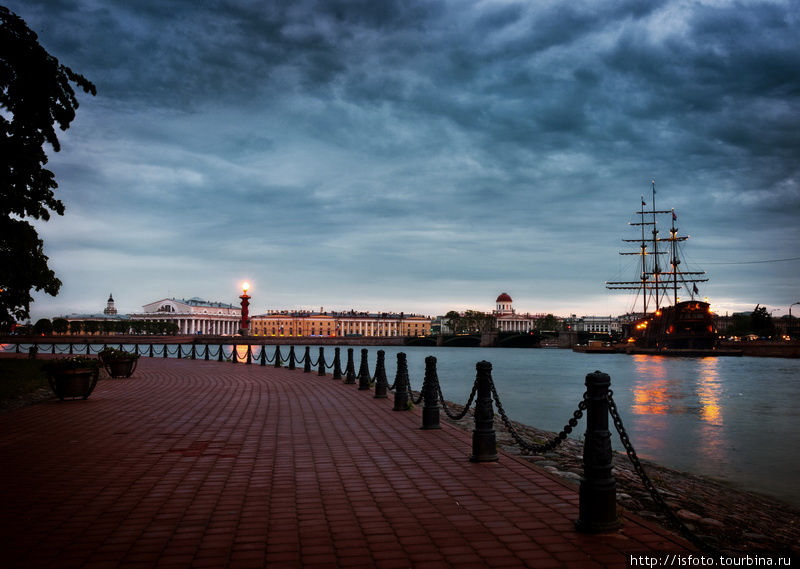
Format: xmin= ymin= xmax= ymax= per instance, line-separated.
xmin=147 ymin=316 xmax=240 ymax=336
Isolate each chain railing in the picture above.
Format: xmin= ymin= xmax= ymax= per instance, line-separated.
xmin=492 ymin=380 xmax=587 ymax=454
xmin=437 ymin=380 xmax=478 ymax=421
xmin=607 ymin=389 xmax=721 ymax=555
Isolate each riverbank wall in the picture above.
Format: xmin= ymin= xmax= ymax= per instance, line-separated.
xmin=4 ymin=335 xmax=799 ymax=357
xmin=718 ymin=340 xmax=800 ymax=358
xmin=0 ymin=334 xmax=407 ymax=346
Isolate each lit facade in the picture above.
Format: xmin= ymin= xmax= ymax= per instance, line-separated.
xmin=129 ymin=297 xmax=241 ymax=335
xmin=250 ymin=310 xmax=431 ymax=338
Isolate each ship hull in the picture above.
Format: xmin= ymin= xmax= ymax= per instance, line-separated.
xmin=621 ymin=301 xmax=738 ymax=356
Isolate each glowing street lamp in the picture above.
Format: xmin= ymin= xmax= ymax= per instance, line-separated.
xmin=239 ymin=282 xmax=251 ymax=335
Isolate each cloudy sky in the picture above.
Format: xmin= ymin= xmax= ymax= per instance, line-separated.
xmin=9 ymin=0 xmax=799 ymax=321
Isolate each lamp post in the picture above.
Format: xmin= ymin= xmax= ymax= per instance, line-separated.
xmin=239 ymin=282 xmax=251 ymax=336
xmin=790 ymin=302 xmax=800 ymax=339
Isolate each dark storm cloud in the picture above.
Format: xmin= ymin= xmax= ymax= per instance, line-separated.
xmin=9 ymin=0 xmax=799 ymax=317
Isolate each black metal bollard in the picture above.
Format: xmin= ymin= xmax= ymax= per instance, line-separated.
xmin=246 ymin=345 xmax=252 ymax=365
xmin=217 ymin=345 xmax=224 ymax=362
xmin=303 ymin=347 xmax=312 ymax=373
xmin=343 ymin=348 xmax=356 ymax=384
xmin=575 ymin=371 xmax=621 ymax=533
xmin=469 ymin=361 xmax=498 ymax=462
xmin=287 ymin=346 xmax=296 ymax=370
xmin=190 ymin=344 xmax=196 ymax=360
xmin=357 ymin=349 xmax=371 ymax=390
xmin=373 ymin=350 xmax=388 ymax=398
xmin=69 ymin=343 xmax=74 ymax=355
xmin=317 ymin=348 xmax=326 ymax=376
xmin=332 ymin=348 xmax=342 ymax=380
xmin=28 ymin=346 xmax=38 ymax=359
xmin=393 ymin=353 xmax=410 ymax=411
xmin=274 ymin=345 xmax=282 ymax=368
xmin=259 ymin=346 xmax=267 ymax=366
xmin=421 ymin=356 xmax=441 ymax=429
xmin=149 ymin=344 xmax=154 ymax=358
xmin=163 ymin=345 xmax=169 ymax=358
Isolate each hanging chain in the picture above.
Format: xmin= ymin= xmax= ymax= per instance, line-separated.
xmin=409 ymin=376 xmax=425 ymax=405
xmin=492 ymin=380 xmax=587 ymax=453
xmin=607 ymin=390 xmax=721 ymax=556
xmin=437 ymin=380 xmax=479 ymax=421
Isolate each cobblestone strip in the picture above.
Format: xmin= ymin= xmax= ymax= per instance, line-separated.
xmin=0 ymin=356 xmax=697 ymax=569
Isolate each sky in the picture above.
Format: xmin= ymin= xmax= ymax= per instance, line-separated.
xmin=8 ymin=0 xmax=799 ymax=321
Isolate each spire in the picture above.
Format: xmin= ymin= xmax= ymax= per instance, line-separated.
xmin=104 ymin=293 xmax=118 ymax=315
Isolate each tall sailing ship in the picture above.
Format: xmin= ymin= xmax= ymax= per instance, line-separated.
xmin=606 ymin=184 xmax=735 ymax=355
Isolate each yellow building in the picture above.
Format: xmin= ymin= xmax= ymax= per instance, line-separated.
xmin=251 ymin=310 xmax=431 ymax=338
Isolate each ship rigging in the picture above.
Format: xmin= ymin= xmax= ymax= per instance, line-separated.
xmin=602 ymin=183 xmax=738 ymax=354
xmin=606 ymin=181 xmax=708 ymax=315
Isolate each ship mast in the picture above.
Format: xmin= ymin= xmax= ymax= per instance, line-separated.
xmin=650 ymin=181 xmax=663 ymax=310
xmin=606 ymin=182 xmax=669 ymax=315
xmin=659 ymin=208 xmax=707 ymax=305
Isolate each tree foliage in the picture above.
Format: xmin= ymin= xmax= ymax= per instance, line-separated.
xmin=52 ymin=317 xmax=68 ymax=334
xmin=0 ymin=6 xmax=96 ymax=328
xmin=32 ymin=317 xmax=52 ymax=335
xmin=533 ymin=314 xmax=560 ymax=331
xmin=444 ymin=310 xmax=495 ymax=334
xmin=750 ymin=305 xmax=775 ymax=338
xmin=722 ymin=313 xmax=751 ymax=337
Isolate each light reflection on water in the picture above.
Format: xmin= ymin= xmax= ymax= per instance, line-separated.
xmin=3 ymin=342 xmax=799 ymax=507
xmin=389 ymin=346 xmax=800 ymax=508
xmin=628 ymin=356 xmax=729 ymax=472
xmin=630 ymin=356 xmax=724 ymax=426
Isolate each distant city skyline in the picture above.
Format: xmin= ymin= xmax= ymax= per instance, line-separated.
xmin=36 ymin=288 xmax=787 ymax=323
xmin=8 ymin=0 xmax=798 ymax=323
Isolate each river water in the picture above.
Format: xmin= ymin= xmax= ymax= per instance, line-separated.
xmin=6 ymin=342 xmax=799 ymax=508
xmin=366 ymin=346 xmax=800 ymax=509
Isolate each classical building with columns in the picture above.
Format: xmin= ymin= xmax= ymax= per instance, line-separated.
xmin=492 ymin=293 xmax=548 ymax=332
xmin=250 ymin=310 xmax=431 ymax=338
xmin=129 ymin=298 xmax=241 ymax=335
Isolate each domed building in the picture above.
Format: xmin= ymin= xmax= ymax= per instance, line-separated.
xmin=60 ymin=293 xmax=130 ymax=334
xmin=492 ymin=293 xmax=547 ymax=332
xmin=103 ymin=294 xmax=118 ymax=315
xmin=495 ymin=293 xmax=513 ymax=315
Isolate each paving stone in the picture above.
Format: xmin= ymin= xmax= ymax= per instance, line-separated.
xmin=0 ymin=354 xmax=696 ymax=568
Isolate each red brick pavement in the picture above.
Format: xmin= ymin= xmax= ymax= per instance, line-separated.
xmin=0 ymin=355 xmax=693 ymax=568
